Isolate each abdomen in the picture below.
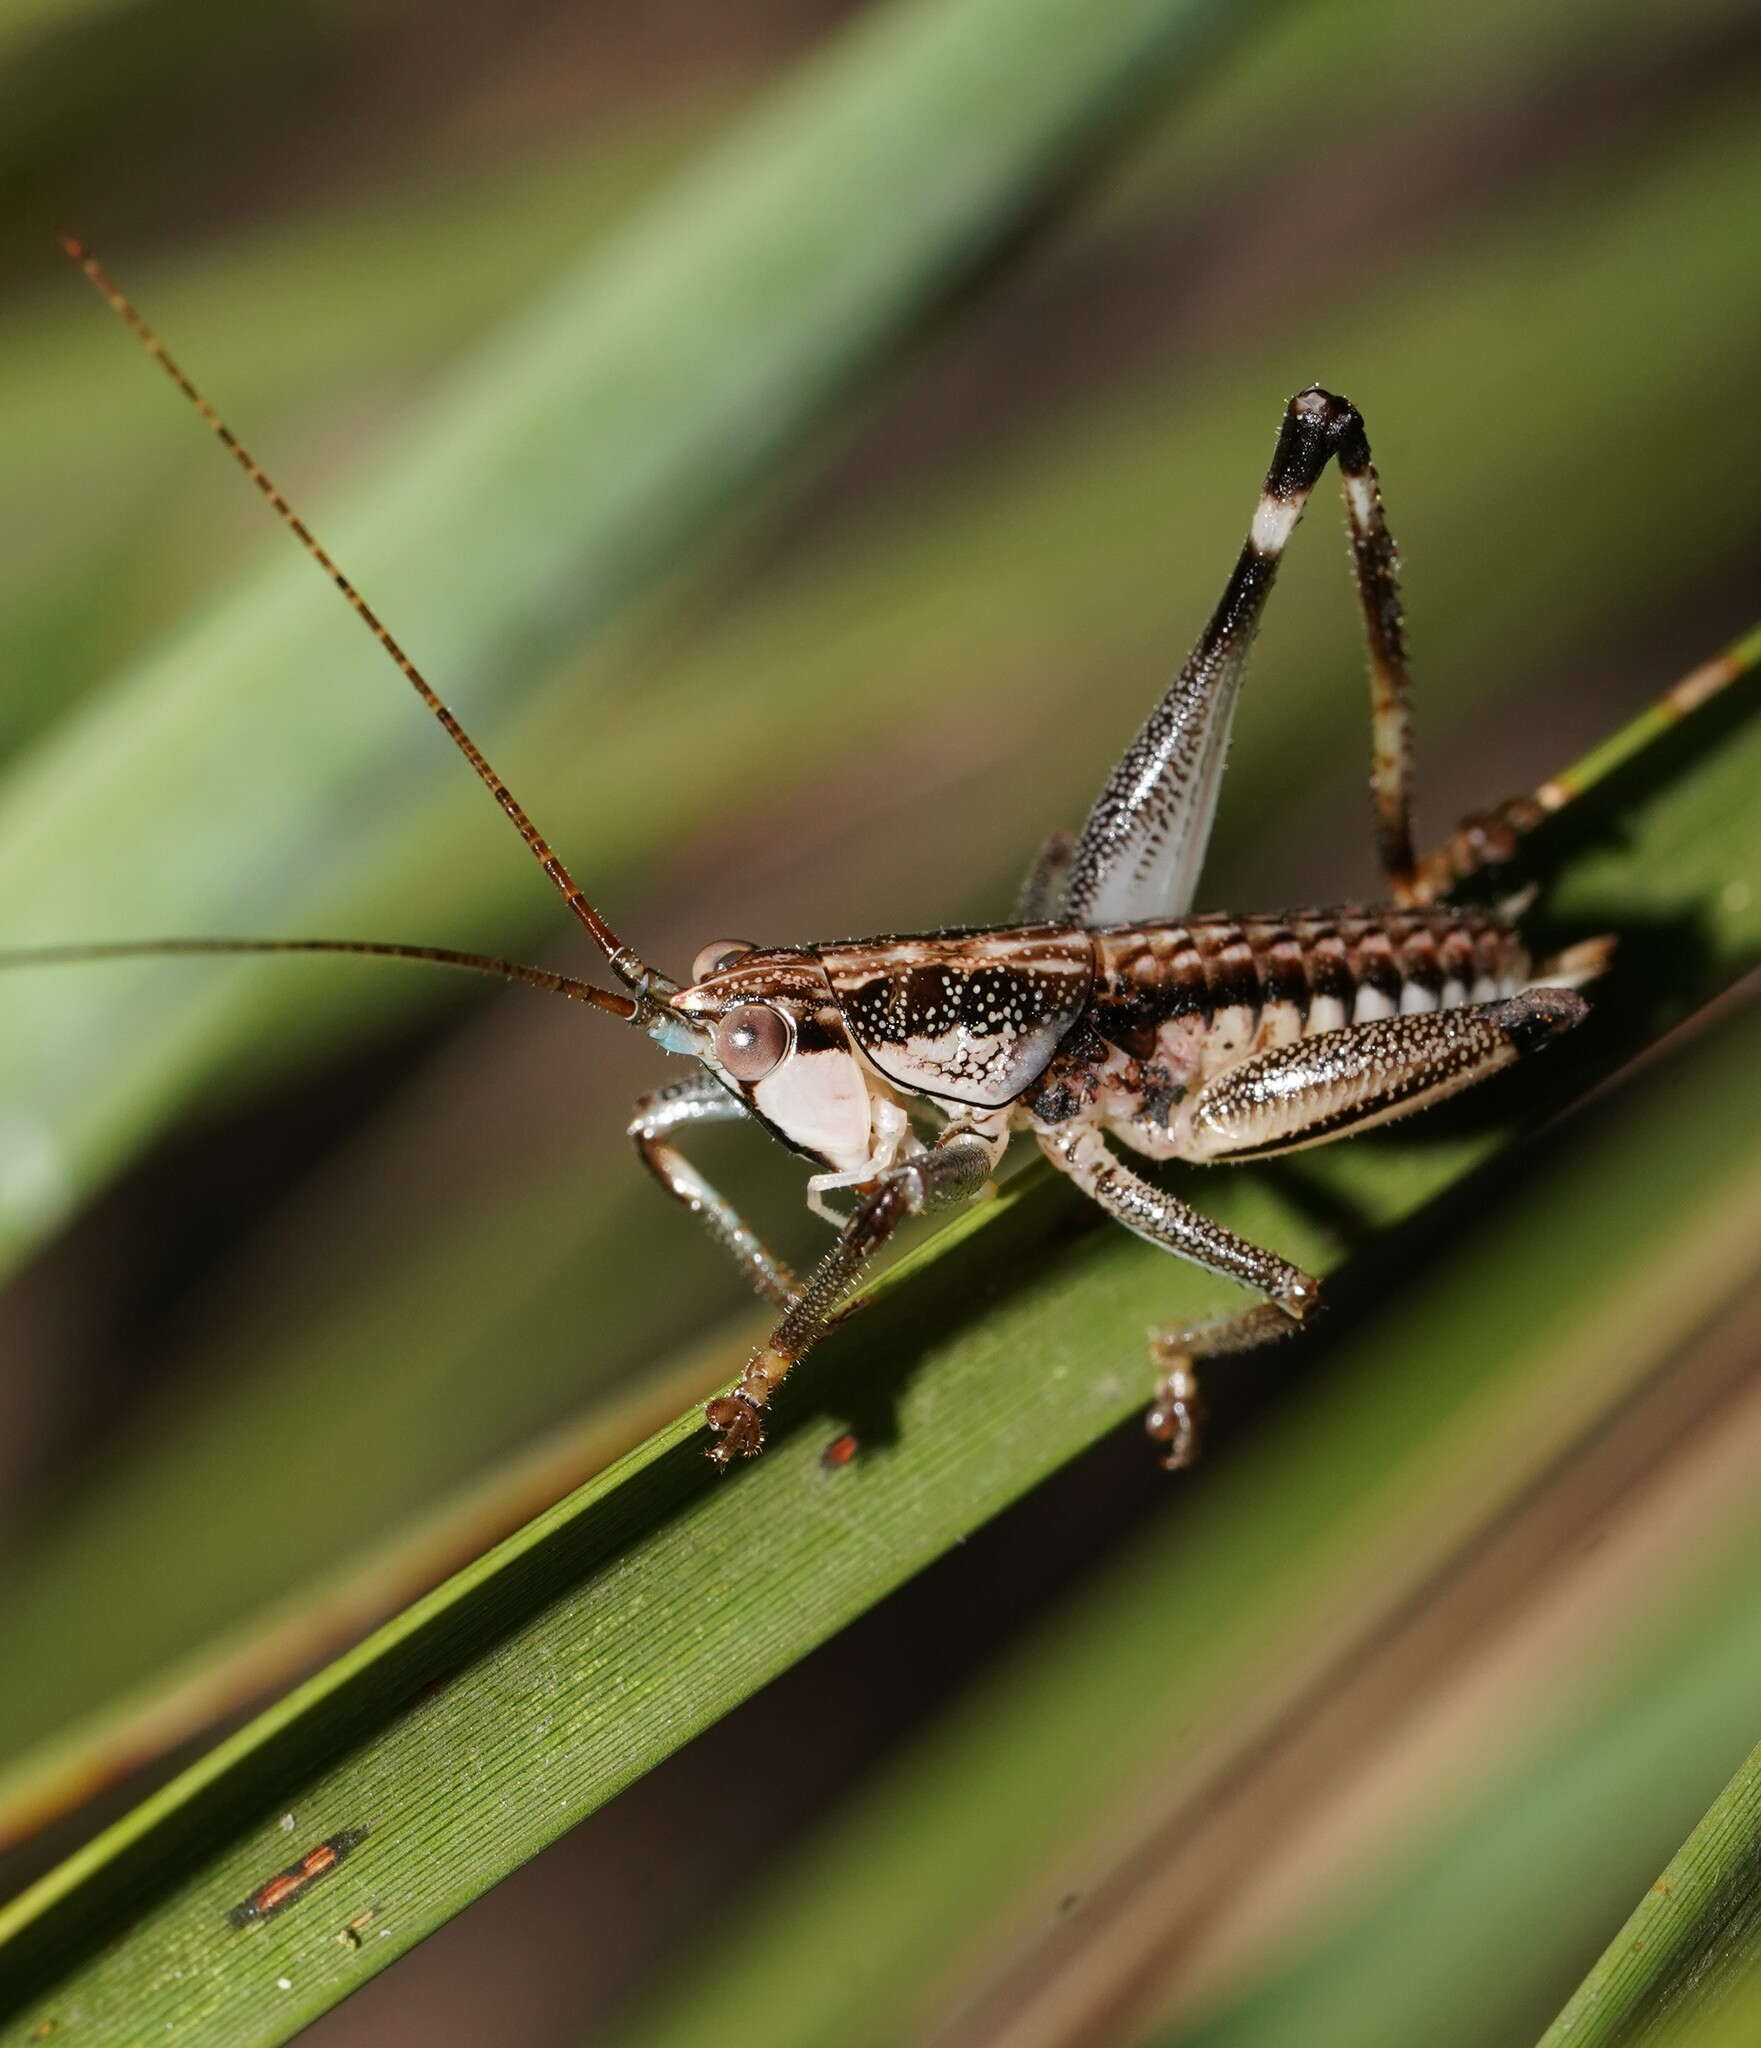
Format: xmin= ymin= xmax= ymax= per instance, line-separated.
xmin=1022 ymin=908 xmax=1531 ymax=1153
xmin=1097 ymin=908 xmax=1527 ymax=1052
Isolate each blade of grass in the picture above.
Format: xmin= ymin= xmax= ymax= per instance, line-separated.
xmin=0 ymin=1324 xmax=743 ymax=1858
xmin=1538 ymin=1731 xmax=1761 ymax=2044
xmin=0 ymin=0 xmax=1250 ymax=1272
xmin=0 ymin=634 xmax=1754 ymax=2042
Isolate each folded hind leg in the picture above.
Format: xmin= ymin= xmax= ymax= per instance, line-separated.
xmin=1179 ymin=987 xmax=1590 ymax=1165
xmin=1043 ymin=987 xmax=1592 ymax=1467
xmin=1137 ymin=988 xmax=1592 ymax=1464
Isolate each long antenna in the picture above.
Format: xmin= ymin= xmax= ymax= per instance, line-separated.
xmin=59 ymin=234 xmax=671 ymax=1008
xmin=0 ymin=936 xmax=639 ymax=1018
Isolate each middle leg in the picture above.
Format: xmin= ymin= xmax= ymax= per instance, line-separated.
xmin=1037 ymin=1121 xmax=1320 ymax=1467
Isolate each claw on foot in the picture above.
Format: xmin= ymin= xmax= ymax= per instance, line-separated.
xmin=704 ymin=1344 xmax=796 ymax=1466
xmin=1278 ymin=1274 xmax=1321 ymax=1322
xmin=1144 ymin=1357 xmax=1204 ymax=1471
xmin=704 ymin=1390 xmax=765 ymax=1466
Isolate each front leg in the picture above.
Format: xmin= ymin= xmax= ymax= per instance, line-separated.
xmin=629 ymin=1071 xmax=797 ymax=1309
xmin=805 ymin=1096 xmax=915 ymax=1226
xmin=705 ymin=1123 xmax=1000 ymax=1466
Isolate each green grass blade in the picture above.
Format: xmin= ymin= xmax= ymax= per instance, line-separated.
xmin=0 ymin=0 xmax=1245 ymax=1274
xmin=1538 ymin=1735 xmax=1761 ymax=2045
xmin=0 ymin=632 xmax=1754 ymax=2043
xmin=0 ymin=1332 xmax=727 ymax=1856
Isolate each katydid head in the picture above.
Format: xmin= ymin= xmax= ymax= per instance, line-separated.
xmin=673 ymin=947 xmax=880 ymax=1175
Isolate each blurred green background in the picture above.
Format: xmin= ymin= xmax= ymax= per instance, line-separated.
xmin=2 ymin=0 xmax=1760 ymax=2042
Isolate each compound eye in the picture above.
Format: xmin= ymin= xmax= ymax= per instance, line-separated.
xmin=714 ymin=1002 xmax=793 ymax=1083
xmin=691 ymin=939 xmax=757 ymax=983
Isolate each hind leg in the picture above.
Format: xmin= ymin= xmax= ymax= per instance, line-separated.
xmin=1178 ymin=987 xmax=1589 ymax=1164
xmin=1140 ymin=989 xmax=1592 ymax=1462
xmin=1042 ymin=988 xmax=1590 ymax=1466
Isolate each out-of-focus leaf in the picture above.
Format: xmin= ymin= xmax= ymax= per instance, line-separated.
xmin=0 ymin=107 xmax=717 ymax=759
xmin=0 ymin=0 xmax=138 ymax=66
xmin=1143 ymin=1342 xmax=1761 ymax=2048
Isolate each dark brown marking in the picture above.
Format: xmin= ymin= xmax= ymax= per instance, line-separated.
xmin=1352 ymin=928 xmax=1402 ymax=1010
xmin=1261 ymin=933 xmax=1308 ymax=1014
xmin=820 ymin=929 xmax=1095 ymax=1109
xmin=1080 ymin=907 xmax=1527 ymax=1061
xmin=1208 ymin=938 xmax=1260 ymax=1015
xmin=1398 ymin=926 xmax=1444 ymax=1004
xmin=1306 ymin=932 xmax=1354 ymax=1015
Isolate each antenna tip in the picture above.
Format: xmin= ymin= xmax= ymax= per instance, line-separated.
xmin=57 ymin=230 xmax=90 ymax=263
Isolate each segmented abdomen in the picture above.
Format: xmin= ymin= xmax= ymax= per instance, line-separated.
xmin=1090 ymin=907 xmax=1529 ymax=1068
